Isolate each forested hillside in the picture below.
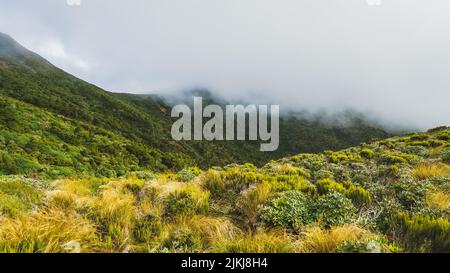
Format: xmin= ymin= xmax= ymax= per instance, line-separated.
xmin=0 ymin=32 xmax=390 ymax=177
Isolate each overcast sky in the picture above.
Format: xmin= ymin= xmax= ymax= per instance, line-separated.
xmin=0 ymin=0 xmax=449 ymax=129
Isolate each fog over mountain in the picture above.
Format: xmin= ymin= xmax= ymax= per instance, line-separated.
xmin=1 ymin=0 xmax=449 ymax=130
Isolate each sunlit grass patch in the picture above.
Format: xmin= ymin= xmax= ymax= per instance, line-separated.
xmin=0 ymin=179 xmax=43 ymax=217
xmin=0 ymin=208 xmax=98 ymax=253
xmin=236 ymin=182 xmax=272 ymax=231
xmin=55 ymin=178 xmax=108 ymax=196
xmin=426 ymin=191 xmax=450 ymax=211
xmin=412 ymin=163 xmax=449 ymax=180
xmin=213 ymin=229 xmax=296 ymax=253
xmin=85 ymin=186 xmax=137 ymax=252
xmin=297 ymin=224 xmax=375 ymax=253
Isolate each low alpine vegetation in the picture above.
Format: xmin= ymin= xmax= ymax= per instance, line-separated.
xmin=0 ymin=127 xmax=449 ymax=253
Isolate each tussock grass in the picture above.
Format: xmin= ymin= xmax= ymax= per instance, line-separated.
xmin=161 ymin=216 xmax=239 ymax=252
xmin=0 ymin=209 xmax=98 ymax=253
xmin=213 ymin=229 xmax=296 ymax=253
xmin=85 ymin=185 xmax=137 ymax=252
xmin=201 ymin=170 xmax=225 ymax=197
xmin=412 ymin=163 xmax=449 ymax=180
xmin=236 ymin=182 xmax=272 ymax=231
xmin=426 ymin=191 xmax=450 ymax=210
xmin=297 ymin=224 xmax=374 ymax=253
xmin=55 ymin=178 xmax=107 ymax=196
xmin=45 ymin=190 xmax=79 ymax=210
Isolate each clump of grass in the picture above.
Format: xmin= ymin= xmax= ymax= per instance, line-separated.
xmin=56 ymin=178 xmax=107 ymax=196
xmin=236 ymin=182 xmax=272 ymax=231
xmin=275 ymin=164 xmax=310 ymax=178
xmin=213 ymin=229 xmax=296 ymax=253
xmin=175 ymin=167 xmax=202 ymax=182
xmin=0 ymin=208 xmax=98 ymax=253
xmin=297 ymin=224 xmax=374 ymax=253
xmin=425 ymin=191 xmax=450 ymax=211
xmin=86 ymin=186 xmax=137 ymax=251
xmin=163 ymin=185 xmax=209 ymax=217
xmin=0 ymin=194 xmax=29 ymax=217
xmin=269 ymin=175 xmax=316 ymax=194
xmin=201 ymin=170 xmax=224 ymax=197
xmin=391 ymin=212 xmax=450 ymax=253
xmin=0 ymin=179 xmax=43 ymax=217
xmin=412 ymin=163 xmax=449 ymax=180
xmin=45 ymin=190 xmax=79 ymax=210
xmin=316 ymin=178 xmax=346 ymax=195
xmin=133 ymin=211 xmax=162 ymax=243
xmin=178 ymin=216 xmax=240 ymax=251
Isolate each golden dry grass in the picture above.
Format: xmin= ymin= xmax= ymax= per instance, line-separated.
xmin=0 ymin=208 xmax=98 ymax=253
xmin=426 ymin=191 xmax=450 ymax=210
xmin=297 ymin=224 xmax=374 ymax=253
xmin=412 ymin=163 xmax=449 ymax=180
xmin=213 ymin=229 xmax=296 ymax=253
xmin=237 ymin=182 xmax=272 ymax=231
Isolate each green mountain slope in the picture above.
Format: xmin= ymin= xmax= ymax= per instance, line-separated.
xmin=0 ymin=32 xmax=390 ymax=177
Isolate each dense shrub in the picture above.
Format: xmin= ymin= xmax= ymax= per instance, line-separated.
xmin=313 ymin=191 xmax=356 ymax=228
xmin=131 ymin=171 xmax=156 ymax=180
xmin=391 ymin=178 xmax=431 ymax=210
xmin=444 ymin=151 xmax=450 ymax=164
xmin=164 ymin=188 xmax=209 ymax=217
xmin=391 ymin=212 xmax=450 ymax=253
xmin=259 ymin=191 xmax=314 ymax=231
xmin=175 ymin=167 xmax=202 ymax=182
xmin=360 ymin=149 xmax=375 ymax=159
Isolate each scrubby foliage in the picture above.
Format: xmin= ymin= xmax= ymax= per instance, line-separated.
xmin=0 ymin=127 xmax=449 ymax=253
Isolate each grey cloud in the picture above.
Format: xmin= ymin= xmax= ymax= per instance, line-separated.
xmin=0 ymin=0 xmax=449 ymax=129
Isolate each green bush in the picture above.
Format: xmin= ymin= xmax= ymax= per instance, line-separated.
xmin=443 ymin=151 xmax=450 ymax=164
xmin=269 ymin=175 xmax=316 ymax=194
xmin=429 ymin=140 xmax=447 ymax=148
xmin=164 ymin=188 xmax=209 ymax=217
xmin=313 ymin=191 xmax=356 ymax=228
xmin=410 ymin=134 xmax=429 ymax=141
xmin=132 ymin=171 xmax=156 ymax=180
xmin=162 ymin=227 xmax=202 ymax=252
xmin=436 ymin=132 xmax=450 ymax=141
xmin=346 ymin=185 xmax=372 ymax=206
xmin=316 ymin=178 xmax=346 ymax=195
xmin=391 ymin=178 xmax=431 ymax=210
xmin=381 ymin=154 xmax=407 ymax=165
xmin=164 ymin=192 xmax=198 ymax=217
xmin=133 ymin=212 xmax=162 ymax=243
xmin=360 ymin=149 xmax=375 ymax=159
xmin=392 ymin=212 xmax=450 ymax=253
xmin=176 ymin=167 xmax=201 ymax=182
xmin=259 ymin=191 xmax=314 ymax=231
